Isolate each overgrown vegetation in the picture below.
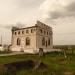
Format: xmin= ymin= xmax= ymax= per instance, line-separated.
xmin=0 ymin=52 xmax=75 ymax=75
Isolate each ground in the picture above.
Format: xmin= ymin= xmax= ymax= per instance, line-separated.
xmin=0 ymin=52 xmax=75 ymax=75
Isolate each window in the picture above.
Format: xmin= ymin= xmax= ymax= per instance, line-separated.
xmin=40 ymin=29 xmax=43 ymax=33
xmin=42 ymin=37 xmax=45 ymax=46
xmin=44 ymin=31 xmax=46 ymax=34
xmin=46 ymin=41 xmax=47 ymax=47
xmin=26 ymin=30 xmax=29 ymax=34
xmin=14 ymin=32 xmax=17 ymax=35
xmin=17 ymin=38 xmax=21 ymax=45
xmin=31 ymin=29 xmax=34 ymax=33
xmin=47 ymin=32 xmax=48 ymax=35
xmin=18 ymin=31 xmax=20 ymax=34
xmin=48 ymin=38 xmax=50 ymax=45
xmin=22 ymin=30 xmax=24 ymax=34
xmin=26 ymin=37 xmax=30 ymax=45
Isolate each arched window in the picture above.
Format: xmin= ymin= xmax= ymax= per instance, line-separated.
xmin=42 ymin=37 xmax=45 ymax=46
xmin=26 ymin=37 xmax=30 ymax=45
xmin=17 ymin=38 xmax=21 ymax=45
xmin=48 ymin=38 xmax=50 ymax=45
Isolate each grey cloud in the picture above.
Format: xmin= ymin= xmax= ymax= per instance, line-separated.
xmin=49 ymin=12 xmax=63 ymax=19
xmin=67 ymin=2 xmax=75 ymax=11
xmin=40 ymin=0 xmax=75 ymax=19
xmin=50 ymin=2 xmax=75 ymax=19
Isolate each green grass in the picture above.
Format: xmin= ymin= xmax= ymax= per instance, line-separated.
xmin=0 ymin=52 xmax=75 ymax=75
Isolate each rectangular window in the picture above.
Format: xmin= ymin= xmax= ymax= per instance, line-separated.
xmin=40 ymin=29 xmax=43 ymax=33
xmin=42 ymin=37 xmax=45 ymax=46
xmin=47 ymin=32 xmax=48 ymax=35
xmin=26 ymin=30 xmax=29 ymax=34
xmin=44 ymin=31 xmax=46 ymax=34
xmin=18 ymin=31 xmax=20 ymax=34
xmin=48 ymin=38 xmax=50 ymax=46
xmin=22 ymin=30 xmax=24 ymax=34
xmin=31 ymin=29 xmax=34 ymax=33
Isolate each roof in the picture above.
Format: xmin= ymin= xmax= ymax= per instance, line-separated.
xmin=12 ymin=26 xmax=37 ymax=31
xmin=12 ymin=21 xmax=52 ymax=31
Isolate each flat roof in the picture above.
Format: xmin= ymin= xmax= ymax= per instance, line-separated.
xmin=12 ymin=25 xmax=37 ymax=31
xmin=12 ymin=21 xmax=52 ymax=31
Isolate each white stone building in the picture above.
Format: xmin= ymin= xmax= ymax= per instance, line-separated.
xmin=11 ymin=21 xmax=53 ymax=53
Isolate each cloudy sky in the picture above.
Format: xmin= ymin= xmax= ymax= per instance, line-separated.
xmin=0 ymin=0 xmax=75 ymax=45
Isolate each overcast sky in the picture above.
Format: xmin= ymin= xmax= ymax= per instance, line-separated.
xmin=0 ymin=0 xmax=75 ymax=45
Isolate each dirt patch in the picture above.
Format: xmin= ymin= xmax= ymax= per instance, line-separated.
xmin=3 ymin=60 xmax=48 ymax=75
xmin=4 ymin=60 xmax=35 ymax=70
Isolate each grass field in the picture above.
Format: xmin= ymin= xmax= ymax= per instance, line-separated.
xmin=0 ymin=52 xmax=75 ymax=75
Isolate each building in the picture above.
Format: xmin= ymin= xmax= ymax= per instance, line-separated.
xmin=11 ymin=21 xmax=53 ymax=53
xmin=0 ymin=36 xmax=3 ymax=51
xmin=0 ymin=44 xmax=3 ymax=51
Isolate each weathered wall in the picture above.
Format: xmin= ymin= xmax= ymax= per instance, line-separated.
xmin=11 ymin=21 xmax=53 ymax=53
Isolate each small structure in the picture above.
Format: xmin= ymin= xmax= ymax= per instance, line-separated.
xmin=0 ymin=44 xmax=3 ymax=51
xmin=0 ymin=36 xmax=3 ymax=51
xmin=11 ymin=21 xmax=53 ymax=53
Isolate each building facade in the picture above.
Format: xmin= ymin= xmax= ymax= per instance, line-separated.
xmin=11 ymin=21 xmax=53 ymax=53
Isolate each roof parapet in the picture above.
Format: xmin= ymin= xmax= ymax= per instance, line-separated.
xmin=11 ymin=27 xmax=20 ymax=31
